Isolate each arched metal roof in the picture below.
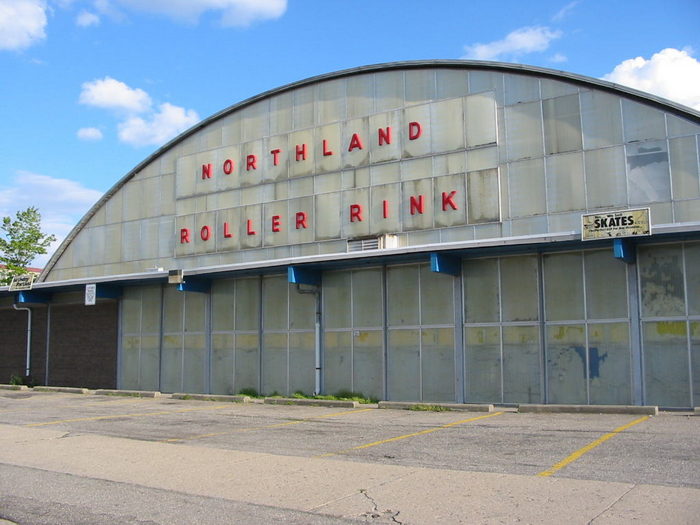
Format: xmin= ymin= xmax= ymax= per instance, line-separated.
xmin=38 ymin=59 xmax=700 ymax=282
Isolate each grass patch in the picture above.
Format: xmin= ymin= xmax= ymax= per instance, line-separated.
xmin=289 ymin=390 xmax=378 ymax=404
xmin=408 ymin=404 xmax=451 ymax=412
xmin=238 ymin=388 xmax=261 ymax=398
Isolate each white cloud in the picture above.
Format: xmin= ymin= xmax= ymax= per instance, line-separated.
xmin=603 ymin=48 xmax=700 ymax=111
xmin=0 ymin=171 xmax=103 ymax=267
xmin=79 ymin=77 xmax=200 ymax=147
xmin=79 ymin=76 xmax=152 ymax=114
xmin=462 ymin=26 xmax=563 ymax=61
xmin=112 ymin=0 xmax=287 ymax=26
xmin=118 ymin=102 xmax=200 ymax=146
xmin=76 ymin=10 xmax=100 ymax=27
xmin=552 ymin=1 xmax=579 ymax=22
xmin=77 ymin=127 xmax=103 ymax=140
xmin=550 ymin=53 xmax=568 ymax=64
xmin=0 ymin=0 xmax=47 ymax=51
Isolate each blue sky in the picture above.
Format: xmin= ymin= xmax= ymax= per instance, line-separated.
xmin=1 ymin=0 xmax=699 ymax=265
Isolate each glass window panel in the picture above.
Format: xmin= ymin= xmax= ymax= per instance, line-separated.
xmin=292 ymin=85 xmax=314 ymax=130
xmin=347 ymin=74 xmax=373 ymax=119
xmin=543 ymin=94 xmax=583 ymax=155
xmin=504 ymin=74 xmax=539 ymax=105
xmin=323 ymin=272 xmax=352 ymax=329
xmin=263 ymin=276 xmax=288 ymax=330
xmin=387 ymin=329 xmax=420 ymax=401
xmin=315 ymin=192 xmax=341 ymax=240
xmin=502 ymin=325 xmax=541 ymax=403
xmin=375 ymin=70 xmax=404 ymax=112
xmin=627 ymin=141 xmax=671 ymax=204
xmin=541 ymin=79 xmax=578 ymax=99
xmin=465 ymin=93 xmax=497 ymax=147
xmin=467 ymin=168 xmax=500 ymax=223
xmin=431 ymin=98 xmax=465 ymax=153
xmin=691 ymin=321 xmax=700 ymax=407
xmin=405 ymin=70 xmax=435 ymax=105
xmin=546 ymin=152 xmax=585 ymax=212
xmin=269 ymin=91 xmax=292 ymax=135
xmin=289 ymin=332 xmax=315 ymax=395
xmin=580 ymin=91 xmax=622 ymax=149
xmin=289 ymin=286 xmax=315 ymax=330
xmin=235 ymin=333 xmax=260 ymax=393
xmin=162 ymin=287 xmax=183 ymax=333
xmin=140 ymin=335 xmax=160 ymax=391
xmin=501 ymin=255 xmax=539 ymax=322
xmin=465 ymin=326 xmax=501 ymax=403
xmin=686 ymin=243 xmax=700 ymax=315
xmin=352 ymin=269 xmax=383 ymax=328
xmin=141 ymin=286 xmax=161 ymax=333
xmin=121 ymin=336 xmax=140 ymax=390
xmin=505 ymin=102 xmax=544 ymax=161
xmin=387 ymin=265 xmax=419 ymax=326
xmin=588 ymin=323 xmax=631 ymax=405
xmin=121 ymin=289 xmax=141 ymax=333
xmin=643 ymin=322 xmax=690 ymax=407
xmin=669 ymin=136 xmax=700 ymax=200
xmin=547 ymin=325 xmax=587 ymax=404
xmin=667 ymin=114 xmax=700 ymax=137
xmin=421 ymin=328 xmax=455 ymax=402
xmin=585 ymin=250 xmax=628 ymax=319
xmin=507 ymin=158 xmax=546 ymax=217
xmin=262 ymin=333 xmax=287 ymax=395
xmin=370 ymin=182 xmax=401 ymax=233
xmin=353 ymin=330 xmax=383 ymax=400
xmin=316 ymin=79 xmax=345 ymax=125
xmin=463 ymin=258 xmax=499 ymax=323
xmin=211 ymin=333 xmax=234 ymax=395
xmin=160 ymin=334 xmax=182 ymax=393
xmin=324 ymin=331 xmax=352 ymax=395
xmin=545 ymin=253 xmax=584 ymax=321
xmin=235 ymin=278 xmax=260 ymax=331
xmin=420 ymin=264 xmax=454 ymax=326
xmin=584 ymin=147 xmax=628 ymax=208
xmin=184 ymin=292 xmax=206 ymax=333
xmin=622 ymin=99 xmax=666 ymax=143
xmin=212 ymin=280 xmax=235 ymax=332
xmin=436 ymin=69 xmax=469 ymax=99
xmin=638 ymin=244 xmax=686 ymax=318
xmin=183 ymin=334 xmax=207 ymax=393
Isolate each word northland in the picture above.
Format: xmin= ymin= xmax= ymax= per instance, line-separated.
xmin=179 ymin=121 xmax=459 ymax=243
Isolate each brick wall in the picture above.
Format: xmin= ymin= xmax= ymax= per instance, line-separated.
xmin=0 ymin=307 xmax=48 ymax=385
xmin=48 ymin=302 xmax=118 ymax=389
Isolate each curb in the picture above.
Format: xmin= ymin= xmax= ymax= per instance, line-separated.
xmin=378 ymin=401 xmax=494 ymax=412
xmin=171 ymin=393 xmax=251 ymax=403
xmin=32 ymin=386 xmax=90 ymax=394
xmin=94 ymin=389 xmax=162 ymax=398
xmin=0 ymin=384 xmax=29 ymax=391
xmin=517 ymin=404 xmax=659 ymax=415
xmin=264 ymin=397 xmax=359 ymax=408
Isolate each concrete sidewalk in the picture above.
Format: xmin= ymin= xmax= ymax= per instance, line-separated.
xmin=0 ymin=423 xmax=697 ymax=524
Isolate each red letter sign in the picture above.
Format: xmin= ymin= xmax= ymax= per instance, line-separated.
xmin=295 ymin=212 xmax=308 ymax=229
xmin=272 ymin=215 xmax=281 ymax=233
xmin=202 ymin=164 xmax=213 ymax=179
xmin=378 ymin=127 xmax=391 ymax=146
xmin=442 ymin=191 xmax=458 ymax=211
xmin=408 ymin=121 xmax=422 ymax=140
xmin=180 ymin=228 xmax=191 ymax=243
xmin=410 ymin=195 xmax=425 ymax=215
xmin=350 ymin=204 xmax=363 ymax=222
xmin=348 ymin=133 xmax=363 ymax=152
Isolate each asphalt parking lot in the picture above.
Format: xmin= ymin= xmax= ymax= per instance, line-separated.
xmin=0 ymin=390 xmax=698 ymax=524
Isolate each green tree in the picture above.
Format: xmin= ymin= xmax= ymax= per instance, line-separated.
xmin=0 ymin=207 xmax=56 ymax=285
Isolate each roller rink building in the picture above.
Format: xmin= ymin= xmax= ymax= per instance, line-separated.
xmin=1 ymin=61 xmax=699 ymax=408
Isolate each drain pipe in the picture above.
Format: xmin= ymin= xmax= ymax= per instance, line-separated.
xmin=296 ymin=283 xmax=322 ymax=395
xmin=13 ymin=304 xmax=32 ymax=378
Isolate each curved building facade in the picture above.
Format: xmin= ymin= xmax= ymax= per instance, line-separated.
xmin=2 ymin=61 xmax=699 ymax=407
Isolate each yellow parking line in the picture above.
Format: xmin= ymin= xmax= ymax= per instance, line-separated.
xmin=24 ymin=404 xmax=232 ymax=427
xmin=161 ymin=407 xmax=374 ymax=443
xmin=537 ymin=415 xmax=650 ymax=477
xmin=319 ymin=411 xmax=504 ymax=458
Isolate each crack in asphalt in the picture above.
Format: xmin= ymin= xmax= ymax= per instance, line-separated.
xmin=359 ymin=488 xmax=402 ymax=524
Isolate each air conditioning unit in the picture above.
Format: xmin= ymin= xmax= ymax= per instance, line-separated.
xmin=347 ymin=234 xmax=398 ymax=252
